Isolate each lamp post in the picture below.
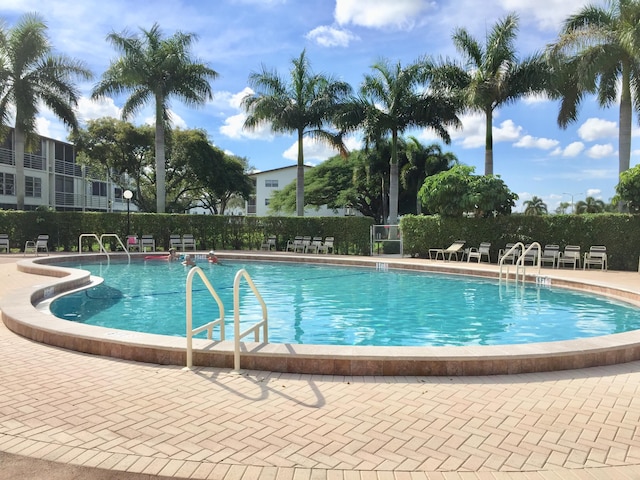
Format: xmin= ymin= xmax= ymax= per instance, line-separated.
xmin=562 ymin=192 xmax=583 ymax=214
xmin=123 ymin=189 xmax=133 ymax=237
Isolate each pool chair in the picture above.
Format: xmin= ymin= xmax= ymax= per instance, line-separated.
xmin=141 ymin=235 xmax=155 ymax=252
xmin=295 ymin=236 xmax=312 ymax=253
xmin=0 ymin=234 xmax=9 ymax=253
xmin=467 ymin=242 xmax=491 ymax=263
xmin=540 ymin=244 xmax=560 ymax=268
xmin=317 ymin=236 xmax=334 ymax=254
xmin=429 ymin=240 xmax=465 ymax=261
xmin=557 ymin=245 xmax=581 ymax=269
xmin=261 ymin=235 xmax=277 ymax=251
xmin=306 ymin=236 xmax=323 ymax=253
xmin=286 ymin=236 xmax=303 ymax=252
xmin=25 ymin=234 xmax=49 ymax=256
xmin=522 ymin=244 xmax=540 ymax=265
xmin=169 ymin=234 xmax=182 ymax=250
xmin=498 ymin=243 xmax=520 ymax=264
xmin=584 ymin=245 xmax=607 ymax=270
xmin=126 ymin=235 xmax=140 ymax=252
xmin=182 ymin=234 xmax=196 ymax=251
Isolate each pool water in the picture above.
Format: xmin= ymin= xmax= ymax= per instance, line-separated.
xmin=49 ymin=259 xmax=640 ymax=347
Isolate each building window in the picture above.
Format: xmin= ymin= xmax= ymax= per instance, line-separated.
xmin=25 ymin=176 xmax=42 ymax=198
xmin=265 ymin=198 xmax=270 ymax=206
xmin=0 ymin=173 xmax=15 ymax=195
xmin=92 ymin=181 xmax=107 ymax=196
xmin=265 ymin=179 xmax=278 ymax=188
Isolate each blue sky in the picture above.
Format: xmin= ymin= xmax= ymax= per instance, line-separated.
xmin=1 ymin=0 xmax=629 ymax=212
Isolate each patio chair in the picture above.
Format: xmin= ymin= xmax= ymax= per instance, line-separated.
xmin=126 ymin=235 xmax=140 ymax=252
xmin=295 ymin=236 xmax=311 ymax=253
xmin=498 ymin=243 xmax=520 ymax=264
xmin=0 ymin=234 xmax=9 ymax=253
xmin=286 ymin=236 xmax=303 ymax=252
xmin=182 ymin=234 xmax=196 ymax=251
xmin=522 ymin=244 xmax=540 ymax=265
xmin=467 ymin=242 xmax=491 ymax=263
xmin=429 ymin=240 xmax=465 ymax=261
xmin=584 ymin=245 xmax=607 ymax=270
xmin=540 ymin=245 xmax=560 ymax=268
xmin=140 ymin=235 xmax=155 ymax=252
xmin=317 ymin=236 xmax=334 ymax=254
xmin=260 ymin=235 xmax=277 ymax=251
xmin=169 ymin=234 xmax=182 ymax=250
xmin=25 ymin=234 xmax=49 ymax=256
xmin=557 ymin=245 xmax=581 ymax=269
xmin=306 ymin=236 xmax=323 ymax=253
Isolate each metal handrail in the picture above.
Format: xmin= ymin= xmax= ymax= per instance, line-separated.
xmin=498 ymin=241 xmax=524 ymax=283
xmin=233 ymin=268 xmax=268 ymax=372
xmin=78 ymin=233 xmax=130 ymax=264
xmin=515 ymin=241 xmax=542 ymax=284
xmin=184 ymin=267 xmax=225 ymax=369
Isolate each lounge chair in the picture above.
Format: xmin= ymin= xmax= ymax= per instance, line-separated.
xmin=0 ymin=234 xmax=9 ymax=253
xmin=317 ymin=236 xmax=334 ymax=254
xmin=429 ymin=240 xmax=465 ymax=261
xmin=557 ymin=245 xmax=581 ymax=269
xmin=584 ymin=245 xmax=607 ymax=270
xmin=296 ymin=236 xmax=311 ymax=253
xmin=286 ymin=236 xmax=303 ymax=252
xmin=261 ymin=235 xmax=277 ymax=251
xmin=182 ymin=234 xmax=196 ymax=251
xmin=522 ymin=244 xmax=540 ymax=265
xmin=141 ymin=235 xmax=155 ymax=252
xmin=467 ymin=242 xmax=491 ymax=263
xmin=540 ymin=245 xmax=560 ymax=268
xmin=169 ymin=234 xmax=182 ymax=250
xmin=25 ymin=234 xmax=49 ymax=256
xmin=498 ymin=243 xmax=520 ymax=264
xmin=126 ymin=235 xmax=140 ymax=252
xmin=305 ymin=236 xmax=323 ymax=253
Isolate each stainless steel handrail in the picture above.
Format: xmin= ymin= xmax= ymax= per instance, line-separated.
xmin=233 ymin=268 xmax=268 ymax=372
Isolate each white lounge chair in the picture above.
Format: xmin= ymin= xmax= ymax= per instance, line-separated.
xmin=141 ymin=235 xmax=155 ymax=252
xmin=467 ymin=242 xmax=491 ymax=263
xmin=261 ymin=235 xmax=277 ymax=251
xmin=169 ymin=234 xmax=182 ymax=250
xmin=317 ymin=236 xmax=334 ymax=254
xmin=498 ymin=243 xmax=520 ymax=264
xmin=557 ymin=245 xmax=581 ymax=269
xmin=306 ymin=237 xmax=323 ymax=253
xmin=25 ymin=234 xmax=49 ymax=256
xmin=182 ymin=234 xmax=196 ymax=251
xmin=429 ymin=240 xmax=466 ymax=261
xmin=540 ymin=245 xmax=560 ymax=268
xmin=0 ymin=234 xmax=9 ymax=253
xmin=126 ymin=235 xmax=140 ymax=252
xmin=584 ymin=245 xmax=607 ymax=270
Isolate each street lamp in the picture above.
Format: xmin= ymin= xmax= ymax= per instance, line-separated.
xmin=123 ymin=189 xmax=133 ymax=237
xmin=562 ymin=192 xmax=583 ymax=214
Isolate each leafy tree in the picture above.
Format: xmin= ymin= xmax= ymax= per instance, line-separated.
xmin=0 ymin=13 xmax=91 ymax=209
xmin=575 ymin=196 xmax=606 ymax=214
xmin=430 ymin=13 xmax=549 ymax=175
xmin=242 ymin=50 xmax=351 ymax=217
xmin=555 ymin=201 xmax=572 ymax=214
xmin=92 ymin=22 xmax=218 ymax=213
xmin=400 ymin=137 xmax=457 ymax=214
xmin=548 ymin=0 xmax=640 ymax=183
xmin=523 ymin=196 xmax=548 ymax=215
xmin=419 ymin=164 xmax=518 ymax=217
xmin=338 ymin=58 xmax=460 ymax=224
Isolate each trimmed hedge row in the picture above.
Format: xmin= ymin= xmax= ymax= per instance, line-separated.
xmin=0 ymin=211 xmax=375 ymax=256
xmin=400 ymin=213 xmax=640 ymax=271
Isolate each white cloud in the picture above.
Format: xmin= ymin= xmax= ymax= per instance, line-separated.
xmin=219 ymin=112 xmax=274 ymax=140
xmin=499 ymin=0 xmax=592 ymax=30
xmin=283 ymin=138 xmax=348 ymax=163
xmin=306 ymin=25 xmax=359 ymax=47
xmin=521 ymin=93 xmax=552 ymax=105
xmin=143 ymin=110 xmax=186 ymax=129
xmin=35 ymin=116 xmax=52 ymax=139
xmin=514 ymin=135 xmax=559 ymax=150
xmin=77 ymin=96 xmax=121 ymax=123
xmin=494 ymin=120 xmax=522 ymax=142
xmin=577 ymin=118 xmax=617 ymax=142
xmin=561 ymin=142 xmax=585 ymax=157
xmin=586 ymin=143 xmax=615 ymax=159
xmin=586 ymin=188 xmax=601 ymax=197
xmin=334 ymin=0 xmax=433 ymax=29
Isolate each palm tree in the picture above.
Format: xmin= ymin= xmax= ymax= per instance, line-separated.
xmin=338 ymin=58 xmax=460 ymax=224
xmin=555 ymin=201 xmax=572 ymax=214
xmin=401 ymin=137 xmax=457 ymax=214
xmin=92 ymin=23 xmax=218 ymax=213
xmin=575 ymin=196 xmax=605 ymax=213
xmin=0 ymin=13 xmax=91 ymax=210
xmin=547 ymin=0 xmax=640 ymax=180
xmin=430 ymin=13 xmax=549 ymax=175
xmin=523 ymin=196 xmax=548 ymax=215
xmin=242 ymin=50 xmax=351 ymax=216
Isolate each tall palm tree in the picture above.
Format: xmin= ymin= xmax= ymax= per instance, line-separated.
xmin=338 ymin=58 xmax=460 ymax=224
xmin=401 ymin=137 xmax=457 ymax=214
xmin=0 ymin=13 xmax=91 ymax=210
xmin=547 ymin=0 xmax=640 ymax=180
xmin=242 ymin=50 xmax=351 ymax=216
xmin=523 ymin=196 xmax=548 ymax=215
xmin=92 ymin=23 xmax=218 ymax=213
xmin=430 ymin=13 xmax=549 ymax=175
xmin=575 ymin=196 xmax=605 ymax=213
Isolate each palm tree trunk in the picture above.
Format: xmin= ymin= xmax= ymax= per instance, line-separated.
xmin=388 ymin=129 xmax=399 ymax=224
xmin=296 ymin=129 xmax=304 ymax=217
xmin=619 ymin=64 xmax=632 ymax=212
xmin=14 ymin=127 xmax=25 ymax=210
xmin=155 ymin=100 xmax=166 ymax=213
xmin=484 ymin=107 xmax=493 ymax=176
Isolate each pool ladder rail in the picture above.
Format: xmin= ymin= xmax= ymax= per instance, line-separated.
xmin=499 ymin=241 xmax=542 ymax=285
xmin=184 ymin=267 xmax=268 ymax=372
xmin=78 ymin=234 xmax=130 ymax=263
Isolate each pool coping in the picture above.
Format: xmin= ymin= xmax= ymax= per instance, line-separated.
xmin=3 ymin=251 xmax=640 ymax=376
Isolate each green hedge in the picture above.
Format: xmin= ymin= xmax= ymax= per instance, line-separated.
xmin=0 ymin=212 xmax=374 ymax=256
xmin=400 ymin=213 xmax=640 ymax=271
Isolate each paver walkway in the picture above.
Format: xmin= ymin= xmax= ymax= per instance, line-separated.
xmin=1 ymin=257 xmax=640 ymax=479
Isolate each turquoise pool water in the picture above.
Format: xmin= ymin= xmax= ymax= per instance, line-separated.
xmin=49 ymin=259 xmax=640 ymax=347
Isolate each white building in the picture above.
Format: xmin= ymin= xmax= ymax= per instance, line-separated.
xmin=247 ymin=165 xmax=350 ymax=217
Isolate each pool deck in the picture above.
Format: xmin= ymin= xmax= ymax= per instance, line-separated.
xmin=1 ymin=252 xmax=640 ymax=479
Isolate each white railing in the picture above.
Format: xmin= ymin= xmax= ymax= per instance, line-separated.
xmin=78 ymin=233 xmax=130 ymax=263
xmin=184 ymin=267 xmax=226 ymax=369
xmin=498 ymin=242 xmax=524 ymax=284
xmin=515 ymin=242 xmax=542 ymax=284
xmin=233 ymin=268 xmax=268 ymax=372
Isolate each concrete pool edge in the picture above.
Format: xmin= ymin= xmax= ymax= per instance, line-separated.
xmin=2 ymin=252 xmax=640 ymax=376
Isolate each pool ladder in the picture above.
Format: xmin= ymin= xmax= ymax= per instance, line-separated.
xmin=184 ymin=267 xmax=268 ymax=372
xmin=78 ymin=233 xmax=130 ymax=263
xmin=499 ymin=241 xmax=541 ymax=285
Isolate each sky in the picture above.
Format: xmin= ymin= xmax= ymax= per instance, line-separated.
xmin=1 ymin=0 xmax=631 ymax=213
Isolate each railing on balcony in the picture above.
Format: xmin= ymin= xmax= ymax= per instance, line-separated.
xmin=55 ymin=159 xmax=82 ymax=177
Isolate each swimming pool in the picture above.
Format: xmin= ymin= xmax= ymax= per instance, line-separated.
xmin=49 ymin=259 xmax=640 ymax=347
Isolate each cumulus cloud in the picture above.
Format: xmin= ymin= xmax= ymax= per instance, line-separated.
xmin=586 ymin=188 xmax=601 ymax=197
xmin=306 ymin=25 xmax=359 ymax=47
xmin=493 ymin=119 xmax=522 ymax=142
xmin=219 ymin=112 xmax=274 ymax=140
xmin=420 ymin=114 xmax=523 ymax=149
xmin=514 ymin=135 xmax=559 ymax=150
xmin=577 ymin=118 xmax=617 ymax=142
xmin=334 ymin=0 xmax=433 ymax=29
xmin=586 ymin=143 xmax=615 ymax=159
xmin=283 ymin=137 xmax=352 ymax=163
xmin=77 ymin=96 xmax=121 ymax=123
xmin=560 ymin=141 xmax=585 ymax=157
xmin=499 ymin=0 xmax=591 ymax=30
